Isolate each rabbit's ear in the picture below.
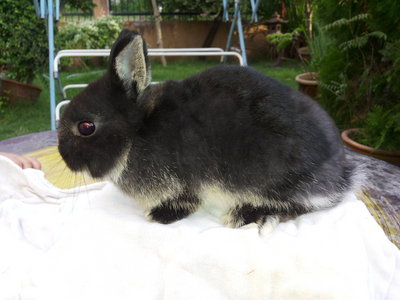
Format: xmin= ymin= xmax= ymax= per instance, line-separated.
xmin=109 ymin=29 xmax=151 ymax=95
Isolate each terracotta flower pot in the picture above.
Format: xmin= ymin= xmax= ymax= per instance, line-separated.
xmin=295 ymin=72 xmax=318 ymax=98
xmin=0 ymin=78 xmax=41 ymax=104
xmin=341 ymin=128 xmax=400 ymax=167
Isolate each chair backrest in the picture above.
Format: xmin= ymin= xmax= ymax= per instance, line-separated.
xmin=54 ymin=48 xmax=244 ymax=126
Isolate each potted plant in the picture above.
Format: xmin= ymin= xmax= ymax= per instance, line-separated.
xmin=295 ymin=71 xmax=318 ymax=98
xmin=295 ymin=21 xmax=330 ymax=99
xmin=341 ymin=105 xmax=400 ymax=166
xmin=0 ymin=0 xmax=48 ymax=104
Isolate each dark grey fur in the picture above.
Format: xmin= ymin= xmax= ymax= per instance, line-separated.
xmin=58 ymin=29 xmax=354 ymax=227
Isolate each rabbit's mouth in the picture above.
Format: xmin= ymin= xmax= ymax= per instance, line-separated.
xmin=104 ymin=143 xmax=132 ymax=184
xmin=60 ymin=153 xmax=113 ymax=179
xmin=57 ymin=137 xmax=118 ymax=179
xmin=59 ymin=137 xmax=131 ymax=181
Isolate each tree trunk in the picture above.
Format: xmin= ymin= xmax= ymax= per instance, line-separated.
xmin=304 ymin=0 xmax=313 ymax=40
xmin=150 ymin=0 xmax=167 ymax=66
xmin=92 ymin=0 xmax=109 ymax=18
xmin=202 ymin=10 xmax=222 ymax=48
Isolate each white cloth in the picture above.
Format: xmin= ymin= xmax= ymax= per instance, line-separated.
xmin=0 ymin=155 xmax=399 ymax=300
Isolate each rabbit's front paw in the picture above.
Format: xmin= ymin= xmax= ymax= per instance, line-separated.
xmin=148 ymin=193 xmax=200 ymax=224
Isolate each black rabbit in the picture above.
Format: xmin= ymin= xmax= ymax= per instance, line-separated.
xmin=58 ymin=29 xmax=354 ymax=227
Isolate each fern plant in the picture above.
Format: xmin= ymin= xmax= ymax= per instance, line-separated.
xmin=315 ymin=0 xmax=400 ymax=152
xmin=323 ymin=13 xmax=369 ymax=30
xmin=339 ymin=31 xmax=386 ymax=51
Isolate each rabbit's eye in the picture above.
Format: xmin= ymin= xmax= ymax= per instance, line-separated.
xmin=78 ymin=121 xmax=96 ymax=136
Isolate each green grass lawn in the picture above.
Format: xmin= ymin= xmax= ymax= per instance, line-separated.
xmin=0 ymin=59 xmax=304 ymax=141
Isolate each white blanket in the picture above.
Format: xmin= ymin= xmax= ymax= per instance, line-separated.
xmin=0 ymin=155 xmax=399 ymax=300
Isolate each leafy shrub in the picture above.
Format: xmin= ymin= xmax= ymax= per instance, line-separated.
xmin=0 ymin=94 xmax=8 ymax=114
xmin=61 ymin=0 xmax=95 ymax=12
xmin=56 ymin=17 xmax=122 ymax=67
xmin=57 ymin=17 xmax=122 ymax=49
xmin=92 ymin=18 xmax=123 ymax=48
xmin=56 ymin=23 xmax=98 ymax=50
xmin=0 ymin=0 xmax=48 ymax=83
xmin=267 ymin=32 xmax=297 ymax=52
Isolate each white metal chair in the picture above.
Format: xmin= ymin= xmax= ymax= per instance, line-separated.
xmin=54 ymin=48 xmax=244 ymax=126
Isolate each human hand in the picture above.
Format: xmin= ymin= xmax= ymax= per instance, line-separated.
xmin=0 ymin=152 xmax=42 ymax=170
